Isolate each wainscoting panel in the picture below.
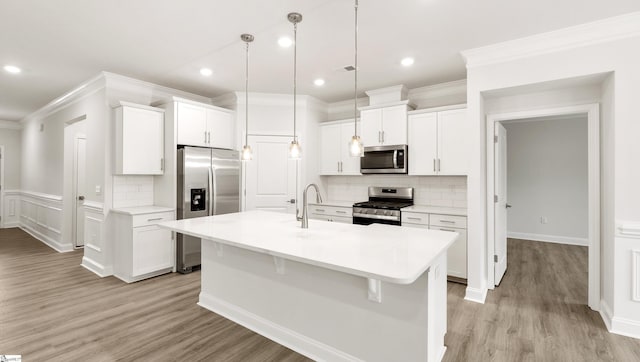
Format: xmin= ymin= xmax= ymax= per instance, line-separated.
xmin=81 ymin=201 xmax=112 ymax=277
xmin=18 ymin=191 xmax=70 ymax=252
xmin=2 ymin=190 xmax=21 ymax=228
xmin=633 ymin=250 xmax=640 ymax=303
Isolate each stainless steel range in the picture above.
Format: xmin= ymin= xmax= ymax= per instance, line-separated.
xmin=352 ymin=187 xmax=414 ymax=226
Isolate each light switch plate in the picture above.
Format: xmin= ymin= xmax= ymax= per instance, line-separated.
xmin=95 ymin=185 xmax=101 ymax=195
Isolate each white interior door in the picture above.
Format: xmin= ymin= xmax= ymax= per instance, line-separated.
xmin=74 ymin=136 xmax=87 ymax=248
xmin=494 ymin=123 xmax=508 ymax=285
xmin=245 ymin=135 xmax=297 ymax=213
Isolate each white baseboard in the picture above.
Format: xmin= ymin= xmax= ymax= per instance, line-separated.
xmin=2 ymin=221 xmax=20 ymax=228
xmin=81 ymin=256 xmax=113 ymax=277
xmin=507 ymin=231 xmax=588 ymax=246
xmin=20 ymin=225 xmax=73 ymax=252
xmin=198 ymin=292 xmax=362 ymax=362
xmin=464 ymin=286 xmax=487 ymax=304
xmin=599 ymin=299 xmax=640 ymax=339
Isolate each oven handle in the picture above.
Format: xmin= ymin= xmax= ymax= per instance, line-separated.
xmin=393 ymin=149 xmax=398 ymax=169
xmin=353 ymin=212 xmax=400 ymax=221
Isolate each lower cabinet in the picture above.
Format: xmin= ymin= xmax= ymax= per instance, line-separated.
xmin=402 ymin=211 xmax=467 ymax=282
xmin=308 ymin=204 xmax=353 ymax=223
xmin=114 ymin=210 xmax=175 ymax=283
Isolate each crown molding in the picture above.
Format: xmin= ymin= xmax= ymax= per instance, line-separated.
xmin=0 ymin=120 xmax=22 ymax=130
xmin=461 ymin=11 xmax=640 ymax=68
xmin=408 ymin=79 xmax=467 ymax=100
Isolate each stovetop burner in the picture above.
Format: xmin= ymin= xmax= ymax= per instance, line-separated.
xmin=352 ymin=200 xmax=413 ymax=210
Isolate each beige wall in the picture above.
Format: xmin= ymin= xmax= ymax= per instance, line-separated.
xmin=0 ymin=128 xmax=22 ymax=190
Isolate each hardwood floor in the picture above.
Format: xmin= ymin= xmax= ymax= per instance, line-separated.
xmin=444 ymin=238 xmax=640 ymax=362
xmin=1 ymin=229 xmax=639 ymax=361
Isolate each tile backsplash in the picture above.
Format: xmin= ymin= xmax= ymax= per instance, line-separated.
xmin=112 ymin=176 xmax=154 ymax=208
xmin=325 ymin=175 xmax=467 ymax=208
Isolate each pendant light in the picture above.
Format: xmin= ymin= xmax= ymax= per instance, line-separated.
xmin=348 ymin=0 xmax=364 ymax=157
xmin=288 ymin=12 xmax=303 ymax=159
xmin=241 ymin=33 xmax=254 ymax=161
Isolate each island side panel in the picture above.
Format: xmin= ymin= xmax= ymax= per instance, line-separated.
xmin=198 ymin=239 xmax=447 ymax=362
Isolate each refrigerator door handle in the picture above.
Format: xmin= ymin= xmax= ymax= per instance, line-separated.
xmin=208 ymin=167 xmax=214 ymax=216
xmin=211 ymin=166 xmax=217 ymax=216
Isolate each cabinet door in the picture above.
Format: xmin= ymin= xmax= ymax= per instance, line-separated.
xmin=381 ymin=105 xmax=408 ymax=145
xmin=340 ymin=122 xmax=361 ymax=175
xmin=437 ymin=108 xmax=469 ymax=175
xmin=408 ymin=113 xmax=438 ymax=175
xmin=177 ymin=102 xmax=207 ymax=147
xmin=430 ymin=226 xmax=467 ymax=279
xmin=119 ymin=106 xmax=164 ymax=175
xmin=132 ymin=225 xmax=173 ymax=276
xmin=360 ymin=109 xmax=382 ymax=147
xmin=319 ymin=123 xmax=341 ymax=175
xmin=208 ymin=109 xmax=234 ymax=150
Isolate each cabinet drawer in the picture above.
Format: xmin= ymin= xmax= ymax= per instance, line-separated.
xmin=402 ymin=212 xmax=429 ymax=226
xmin=132 ymin=212 xmax=175 ymax=228
xmin=308 ymin=205 xmax=352 ymax=218
xmin=429 ymin=214 xmax=467 ymax=229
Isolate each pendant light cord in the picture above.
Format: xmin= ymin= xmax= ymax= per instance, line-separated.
xmin=245 ymin=41 xmax=249 ymax=145
xmin=354 ymin=0 xmax=358 ymax=135
xmin=293 ymin=22 xmax=298 ymax=141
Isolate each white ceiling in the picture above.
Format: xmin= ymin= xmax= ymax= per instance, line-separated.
xmin=1 ymin=0 xmax=639 ymax=122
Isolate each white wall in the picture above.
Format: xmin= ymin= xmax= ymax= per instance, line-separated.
xmin=0 ymin=128 xmax=22 ymax=189
xmin=504 ymin=116 xmax=588 ymax=244
xmin=464 ymin=17 xmax=640 ymax=336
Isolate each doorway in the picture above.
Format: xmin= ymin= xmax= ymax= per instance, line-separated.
xmin=487 ymin=103 xmax=600 ymax=310
xmin=244 ymin=135 xmax=299 ymax=213
xmin=0 ymin=146 xmax=4 ymax=228
xmin=73 ymin=135 xmax=86 ymax=248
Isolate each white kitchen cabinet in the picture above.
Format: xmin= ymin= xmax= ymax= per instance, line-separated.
xmin=113 ymin=208 xmax=175 ymax=283
xmin=177 ymin=101 xmax=235 ymax=149
xmin=408 ymin=106 xmax=468 ymax=175
xmin=319 ymin=120 xmax=361 ymax=175
xmin=308 ymin=204 xmax=353 ymax=223
xmin=114 ymin=102 xmax=165 ymax=175
xmin=402 ymin=210 xmax=467 ymax=281
xmin=360 ymin=103 xmax=411 ymax=147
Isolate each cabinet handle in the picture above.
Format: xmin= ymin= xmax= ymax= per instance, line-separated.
xmin=160 ymin=158 xmax=164 ymax=171
xmin=407 ymin=217 xmax=422 ymax=221
xmin=204 ymin=131 xmax=207 ymax=143
xmin=439 ymin=220 xmax=456 ymax=224
xmin=337 ymin=162 xmax=340 ymax=173
xmin=207 ymin=131 xmax=211 ymax=144
xmin=438 ymin=228 xmax=457 ymax=232
xmin=316 ymin=209 xmax=326 ymax=212
xmin=437 ymin=158 xmax=441 ymax=172
xmin=382 ymin=131 xmax=385 ymax=144
xmin=378 ymin=131 xmax=382 ymax=143
xmin=336 ymin=210 xmax=347 ymax=214
xmin=340 ymin=161 xmax=343 ymax=172
xmin=147 ymin=217 xmax=163 ymax=222
xmin=433 ymin=159 xmax=436 ymax=172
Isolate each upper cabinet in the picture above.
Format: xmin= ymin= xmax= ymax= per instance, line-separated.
xmin=176 ymin=101 xmax=234 ymax=149
xmin=114 ymin=102 xmax=165 ymax=175
xmin=319 ymin=120 xmax=361 ymax=175
xmin=359 ymin=103 xmax=412 ymax=147
xmin=408 ymin=106 xmax=469 ymax=175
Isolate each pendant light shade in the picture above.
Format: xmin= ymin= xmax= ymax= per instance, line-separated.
xmin=349 ymin=0 xmax=364 ymax=157
xmin=288 ymin=12 xmax=303 ymax=160
xmin=241 ymin=33 xmax=254 ymax=161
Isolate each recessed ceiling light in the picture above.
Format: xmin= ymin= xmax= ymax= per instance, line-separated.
xmin=278 ymin=36 xmax=293 ymax=48
xmin=200 ymin=68 xmax=213 ymax=76
xmin=401 ymin=57 xmax=415 ymax=67
xmin=314 ymin=78 xmax=325 ymax=86
xmin=4 ymin=65 xmax=21 ymax=74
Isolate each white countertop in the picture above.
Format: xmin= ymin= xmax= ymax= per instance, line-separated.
xmin=158 ymin=210 xmax=456 ymax=284
xmin=111 ymin=205 xmax=175 ymax=215
xmin=308 ymin=200 xmax=354 ymax=208
xmin=402 ymin=205 xmax=467 ymax=216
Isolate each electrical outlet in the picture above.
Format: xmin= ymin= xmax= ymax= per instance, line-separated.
xmin=540 ymin=216 xmax=548 ymax=224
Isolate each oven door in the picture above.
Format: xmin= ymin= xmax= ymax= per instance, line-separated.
xmin=360 ymin=145 xmax=407 ymax=174
xmin=353 ymin=215 xmax=401 ymax=226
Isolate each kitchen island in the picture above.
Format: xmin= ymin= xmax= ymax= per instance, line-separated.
xmin=158 ymin=210 xmax=456 ymax=362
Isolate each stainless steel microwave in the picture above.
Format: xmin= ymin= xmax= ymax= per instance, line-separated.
xmin=360 ymin=144 xmax=408 ymax=174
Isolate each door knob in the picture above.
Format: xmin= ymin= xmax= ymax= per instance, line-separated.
xmin=287 ymin=199 xmax=296 ymax=204
xmin=78 ymin=196 xmax=85 ymax=201
xmin=506 ymin=204 xmax=512 ymax=208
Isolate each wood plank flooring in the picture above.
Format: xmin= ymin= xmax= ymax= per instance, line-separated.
xmin=1 ymin=229 xmax=639 ymax=361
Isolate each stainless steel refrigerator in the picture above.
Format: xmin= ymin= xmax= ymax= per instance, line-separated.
xmin=176 ymin=146 xmax=240 ymax=273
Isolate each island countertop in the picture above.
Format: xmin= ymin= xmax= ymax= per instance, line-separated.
xmin=158 ymin=210 xmax=457 ymax=284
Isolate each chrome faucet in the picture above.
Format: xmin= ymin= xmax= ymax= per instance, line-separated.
xmin=298 ymin=183 xmax=323 ymax=228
